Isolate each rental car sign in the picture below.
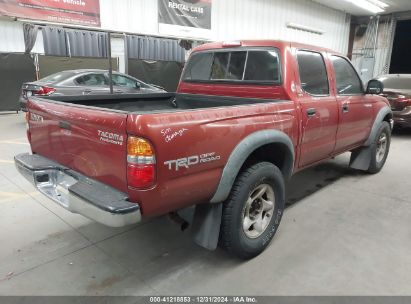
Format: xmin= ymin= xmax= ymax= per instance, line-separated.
xmin=0 ymin=0 xmax=100 ymax=26
xmin=158 ymin=0 xmax=212 ymax=39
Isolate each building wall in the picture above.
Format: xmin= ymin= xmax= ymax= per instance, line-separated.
xmin=99 ymin=0 xmax=350 ymax=54
xmin=0 ymin=19 xmax=44 ymax=53
xmin=211 ymin=0 xmax=350 ymax=54
xmin=0 ymin=0 xmax=350 ymax=55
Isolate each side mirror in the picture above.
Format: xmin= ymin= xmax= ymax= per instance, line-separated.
xmin=366 ymin=79 xmax=384 ymax=95
xmin=135 ymin=82 xmax=141 ymax=89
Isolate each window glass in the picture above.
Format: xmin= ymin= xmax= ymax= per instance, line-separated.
xmin=297 ymin=51 xmax=329 ymax=95
xmin=112 ymin=74 xmax=137 ymax=88
xmin=182 ymin=49 xmax=280 ymax=83
xmin=244 ymin=51 xmax=279 ymax=82
xmin=227 ymin=51 xmax=246 ymax=80
xmin=41 ymin=71 xmax=76 ymax=83
xmin=182 ymin=52 xmax=213 ymax=81
xmin=210 ymin=52 xmax=230 ymax=79
xmin=75 ymin=74 xmax=107 ymax=86
xmin=331 ymin=56 xmax=363 ymax=95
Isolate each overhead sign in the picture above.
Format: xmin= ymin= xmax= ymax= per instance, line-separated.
xmin=0 ymin=0 xmax=101 ymax=27
xmin=158 ymin=0 xmax=212 ymax=39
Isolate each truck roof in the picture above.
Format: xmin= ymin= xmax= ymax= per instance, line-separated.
xmin=192 ymin=40 xmax=339 ymax=55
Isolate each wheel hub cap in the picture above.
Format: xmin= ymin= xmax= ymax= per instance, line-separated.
xmin=376 ymin=133 xmax=387 ymax=163
xmin=242 ymin=184 xmax=275 ymax=239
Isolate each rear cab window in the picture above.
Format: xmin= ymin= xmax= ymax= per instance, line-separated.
xmin=182 ymin=48 xmax=281 ymax=85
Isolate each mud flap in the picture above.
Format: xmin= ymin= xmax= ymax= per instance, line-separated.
xmin=349 ymin=144 xmax=375 ymax=171
xmin=191 ymin=203 xmax=222 ymax=250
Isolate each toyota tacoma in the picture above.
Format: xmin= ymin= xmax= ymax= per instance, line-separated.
xmin=15 ymin=40 xmax=393 ymax=259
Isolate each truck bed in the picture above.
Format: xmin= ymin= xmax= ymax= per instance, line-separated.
xmin=40 ymin=92 xmax=282 ymax=113
xmin=27 ymin=91 xmax=296 ymax=216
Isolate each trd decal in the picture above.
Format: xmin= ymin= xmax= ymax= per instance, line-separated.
xmin=30 ymin=113 xmax=43 ymax=122
xmin=164 ymin=152 xmax=220 ymax=171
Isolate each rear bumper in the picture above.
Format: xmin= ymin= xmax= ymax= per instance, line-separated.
xmin=14 ymin=153 xmax=141 ymax=227
xmin=393 ymin=106 xmax=411 ymax=127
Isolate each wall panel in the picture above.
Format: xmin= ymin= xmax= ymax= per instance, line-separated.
xmin=99 ymin=0 xmax=350 ymax=54
xmin=211 ymin=0 xmax=350 ymax=54
xmin=0 ymin=20 xmax=44 ymax=53
xmin=0 ymin=0 xmax=350 ymax=56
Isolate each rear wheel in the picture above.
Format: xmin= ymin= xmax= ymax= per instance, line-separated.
xmin=219 ymin=162 xmax=285 ymax=259
xmin=367 ymin=121 xmax=391 ymax=174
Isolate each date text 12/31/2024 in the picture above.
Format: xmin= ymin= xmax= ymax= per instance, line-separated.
xmin=149 ymin=296 xmax=257 ymax=303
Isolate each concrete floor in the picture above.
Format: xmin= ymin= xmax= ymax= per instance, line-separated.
xmin=0 ymin=112 xmax=411 ymax=296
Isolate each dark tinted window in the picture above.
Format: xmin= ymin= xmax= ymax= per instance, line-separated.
xmin=75 ymin=74 xmax=107 ymax=86
xmin=227 ymin=51 xmax=246 ymax=80
xmin=331 ymin=56 xmax=363 ymax=95
xmin=244 ymin=51 xmax=279 ymax=81
xmin=182 ymin=49 xmax=280 ymax=83
xmin=183 ymin=52 xmax=213 ymax=80
xmin=211 ymin=52 xmax=230 ymax=79
xmin=297 ymin=51 xmax=329 ymax=95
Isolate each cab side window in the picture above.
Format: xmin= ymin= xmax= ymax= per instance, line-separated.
xmin=331 ymin=56 xmax=363 ymax=95
xmin=297 ymin=50 xmax=329 ymax=96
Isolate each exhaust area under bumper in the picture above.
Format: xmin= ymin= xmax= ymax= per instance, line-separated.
xmin=14 ymin=153 xmax=141 ymax=227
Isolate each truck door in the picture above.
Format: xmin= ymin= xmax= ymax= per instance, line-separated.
xmin=295 ymin=50 xmax=339 ymax=167
xmin=330 ymin=55 xmax=374 ymax=152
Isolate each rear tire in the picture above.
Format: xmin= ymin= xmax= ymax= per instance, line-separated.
xmin=367 ymin=121 xmax=391 ymax=174
xmin=219 ymin=162 xmax=285 ymax=259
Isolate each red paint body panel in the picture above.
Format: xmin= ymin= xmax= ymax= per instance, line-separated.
xmin=26 ymin=40 xmax=390 ymax=219
xmin=126 ymin=102 xmax=297 ymax=216
xmin=29 ymin=100 xmax=128 ymax=193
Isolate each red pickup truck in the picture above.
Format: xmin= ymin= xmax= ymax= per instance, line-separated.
xmin=15 ymin=40 xmax=393 ymax=259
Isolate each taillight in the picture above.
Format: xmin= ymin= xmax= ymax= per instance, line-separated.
xmin=25 ymin=112 xmax=31 ymax=143
xmin=397 ymin=95 xmax=411 ymax=107
xmin=127 ymin=136 xmax=156 ymax=188
xmin=32 ymin=86 xmax=56 ymax=96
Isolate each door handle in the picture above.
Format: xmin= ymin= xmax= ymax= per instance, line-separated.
xmin=114 ymin=89 xmax=123 ymax=94
xmin=306 ymin=108 xmax=316 ymax=117
xmin=342 ymin=104 xmax=349 ymax=113
xmin=82 ymin=89 xmax=92 ymax=95
xmin=58 ymin=121 xmax=71 ymax=130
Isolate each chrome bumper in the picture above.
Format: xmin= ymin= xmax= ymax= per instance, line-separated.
xmin=14 ymin=153 xmax=141 ymax=227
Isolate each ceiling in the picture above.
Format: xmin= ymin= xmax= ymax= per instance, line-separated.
xmin=313 ymin=0 xmax=411 ymax=16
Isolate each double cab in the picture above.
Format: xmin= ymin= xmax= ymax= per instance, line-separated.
xmin=15 ymin=40 xmax=392 ymax=258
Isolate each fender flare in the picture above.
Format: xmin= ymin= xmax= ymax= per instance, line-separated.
xmin=363 ymin=106 xmax=392 ymax=146
xmin=210 ymin=129 xmax=295 ymax=203
xmin=349 ymin=106 xmax=392 ymax=170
